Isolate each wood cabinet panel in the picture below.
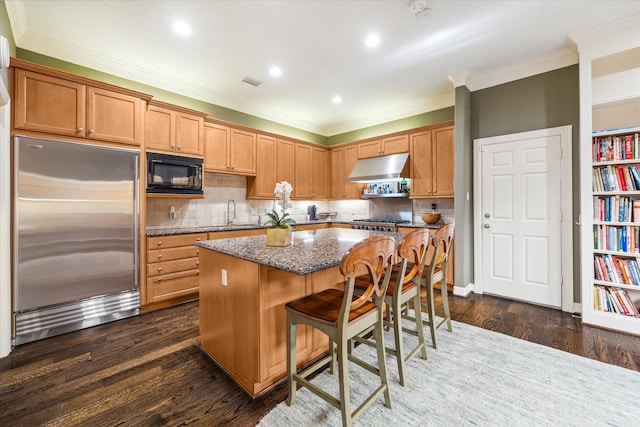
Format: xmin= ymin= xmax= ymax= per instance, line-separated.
xmin=432 ymin=126 xmax=455 ymax=197
xmin=295 ymin=223 xmax=329 ymax=231
xmin=357 ymin=139 xmax=382 ymax=158
xmin=14 ymin=68 xmax=144 ymax=146
xmin=311 ymin=146 xmax=328 ymax=199
xmin=294 ymin=144 xmax=313 ymax=198
xmin=146 ymin=257 xmax=200 ymax=277
xmin=230 ymin=129 xmax=257 ymax=175
xmin=277 ymin=139 xmax=295 ymax=184
xmin=176 ymin=112 xmax=204 ymax=156
xmin=258 ymin=266 xmax=309 ymax=382
xmin=203 ymin=122 xmax=230 ymax=171
xmin=330 ymin=145 xmax=364 ymax=199
xmin=207 ymin=229 xmax=264 ymax=240
xmin=144 ymin=233 xmax=207 ymax=308
xmin=357 ymin=135 xmax=409 ymax=159
xmin=147 ymin=270 xmax=200 ymax=303
xmin=87 ymin=87 xmax=142 ymax=146
xmin=203 ymin=123 xmax=256 ymax=175
xmin=410 ymin=125 xmax=454 ymax=198
xmin=146 ymin=102 xmax=204 ymax=156
xmin=247 ymin=134 xmax=277 ymax=199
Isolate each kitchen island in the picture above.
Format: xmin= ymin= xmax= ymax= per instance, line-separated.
xmin=196 ymin=228 xmax=402 ymax=397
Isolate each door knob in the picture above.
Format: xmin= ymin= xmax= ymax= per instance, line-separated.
xmin=484 ymin=213 xmax=490 ymax=218
xmin=484 ymin=224 xmax=490 ymax=229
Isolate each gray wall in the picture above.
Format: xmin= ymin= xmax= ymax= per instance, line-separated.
xmin=459 ymin=65 xmax=581 ymax=301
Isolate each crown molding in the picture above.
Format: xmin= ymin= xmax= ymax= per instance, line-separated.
xmin=571 ymin=15 xmax=640 ymax=59
xmin=467 ymin=47 xmax=578 ymax=92
xmin=4 ymin=0 xmax=28 ymax=44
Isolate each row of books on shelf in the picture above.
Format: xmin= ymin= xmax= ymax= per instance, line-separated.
xmin=592 ymin=164 xmax=640 ymax=192
xmin=593 ymin=286 xmax=640 ymax=317
xmin=593 ymin=195 xmax=640 ymax=222
xmin=592 ymin=133 xmax=640 ymax=162
xmin=593 ymin=224 xmax=640 ymax=253
xmin=594 ymin=253 xmax=640 ymax=286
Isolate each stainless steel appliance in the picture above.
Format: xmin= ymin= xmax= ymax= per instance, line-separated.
xmin=349 ymin=219 xmax=407 ymax=232
xmin=348 ymin=152 xmax=409 ymax=182
xmin=13 ymin=136 xmax=140 ymax=345
xmin=146 ymin=152 xmax=203 ymax=195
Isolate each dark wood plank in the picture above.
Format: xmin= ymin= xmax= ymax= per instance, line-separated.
xmin=1 ymin=293 xmax=639 ymax=426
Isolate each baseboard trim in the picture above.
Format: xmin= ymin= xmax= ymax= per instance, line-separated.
xmin=453 ymin=283 xmax=474 ymax=297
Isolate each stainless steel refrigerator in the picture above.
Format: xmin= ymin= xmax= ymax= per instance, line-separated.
xmin=13 ymin=136 xmax=140 ymax=345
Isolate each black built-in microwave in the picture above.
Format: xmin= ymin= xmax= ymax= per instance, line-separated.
xmin=146 ymin=152 xmax=203 ymax=195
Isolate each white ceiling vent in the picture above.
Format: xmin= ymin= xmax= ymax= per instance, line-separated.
xmin=242 ymin=76 xmax=263 ymax=87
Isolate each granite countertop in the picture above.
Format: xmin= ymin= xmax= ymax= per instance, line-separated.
xmin=146 ymin=219 xmax=343 ymax=237
xmin=196 ymin=228 xmax=404 ymax=275
xmin=147 ymin=220 xmax=440 ymax=237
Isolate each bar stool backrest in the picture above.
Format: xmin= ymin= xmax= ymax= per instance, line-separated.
xmin=340 ymin=235 xmax=396 ymax=315
xmin=426 ymin=224 xmax=455 ymax=276
xmin=397 ymin=229 xmax=432 ymax=284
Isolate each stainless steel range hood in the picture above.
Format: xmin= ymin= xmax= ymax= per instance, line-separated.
xmin=347 ymin=152 xmax=409 ymax=183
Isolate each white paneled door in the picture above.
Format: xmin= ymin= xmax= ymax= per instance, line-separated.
xmin=479 ymin=132 xmax=563 ymax=308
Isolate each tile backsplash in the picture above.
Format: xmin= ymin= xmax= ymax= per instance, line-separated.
xmin=146 ymin=173 xmax=454 ymax=229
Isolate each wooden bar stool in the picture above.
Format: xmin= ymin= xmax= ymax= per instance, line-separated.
xmin=285 ymin=235 xmax=396 ymax=427
xmin=353 ymin=228 xmax=430 ymax=386
xmin=418 ymin=224 xmax=455 ymax=349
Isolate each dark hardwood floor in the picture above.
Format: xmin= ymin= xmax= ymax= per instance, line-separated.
xmin=1 ymin=293 xmax=639 ymax=426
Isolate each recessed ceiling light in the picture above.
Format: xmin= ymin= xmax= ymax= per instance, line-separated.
xmin=270 ymin=66 xmax=282 ymax=77
xmin=365 ymin=33 xmax=380 ymax=48
xmin=173 ymin=21 xmax=191 ymax=37
xmin=332 ymin=95 xmax=342 ymax=104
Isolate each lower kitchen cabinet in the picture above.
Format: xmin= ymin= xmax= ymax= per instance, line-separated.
xmin=145 ymin=233 xmax=207 ymax=309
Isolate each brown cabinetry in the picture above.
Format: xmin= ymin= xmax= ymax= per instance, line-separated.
xmin=14 ymin=68 xmax=145 ymax=146
xmin=203 ymin=122 xmax=257 ymax=175
xmin=410 ymin=125 xmax=454 ymax=198
xmin=145 ymin=233 xmax=206 ymax=306
xmin=294 ymin=144 xmax=328 ymax=199
xmin=357 ymin=134 xmax=409 ymax=159
xmin=146 ymin=101 xmax=205 ymax=156
xmin=330 ymin=144 xmax=364 ymax=199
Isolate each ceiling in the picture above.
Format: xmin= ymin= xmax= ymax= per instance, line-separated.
xmin=5 ymin=1 xmax=640 ymax=136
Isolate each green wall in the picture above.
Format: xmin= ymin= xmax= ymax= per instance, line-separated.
xmin=467 ymin=65 xmax=581 ymax=301
xmin=326 ymin=106 xmax=454 ymax=146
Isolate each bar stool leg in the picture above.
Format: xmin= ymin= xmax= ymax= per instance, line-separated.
xmin=413 ymin=292 xmax=428 ymax=360
xmin=392 ymin=295 xmax=407 ymax=386
xmin=337 ymin=338 xmax=352 ymax=427
xmin=286 ymin=312 xmax=297 ymax=405
xmin=425 ymin=280 xmax=438 ymax=349
xmin=374 ymin=319 xmax=392 ymax=408
xmin=441 ymin=272 xmax=453 ymax=332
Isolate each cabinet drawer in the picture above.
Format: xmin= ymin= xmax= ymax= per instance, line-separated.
xmin=147 ymin=257 xmax=199 ymax=277
xmin=148 ymin=246 xmax=200 ymax=262
xmin=147 ymin=269 xmax=200 ymax=303
xmin=147 ymin=233 xmax=207 ymax=249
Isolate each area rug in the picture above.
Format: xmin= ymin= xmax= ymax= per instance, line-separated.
xmin=257 ymin=317 xmax=640 ymax=426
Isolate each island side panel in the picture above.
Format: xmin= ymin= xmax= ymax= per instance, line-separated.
xmin=257 ymin=266 xmax=309 ymax=386
xmin=199 ymin=249 xmax=260 ymax=395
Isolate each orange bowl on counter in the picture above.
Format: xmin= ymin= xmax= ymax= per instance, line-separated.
xmin=421 ymin=213 xmax=441 ymax=224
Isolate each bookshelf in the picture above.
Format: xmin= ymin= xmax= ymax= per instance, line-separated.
xmin=577 ymin=20 xmax=640 ymax=335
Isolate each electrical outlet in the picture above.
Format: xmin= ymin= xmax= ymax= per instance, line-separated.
xmin=169 ymin=205 xmax=176 ymax=220
xmin=221 ymin=269 xmax=227 ymax=286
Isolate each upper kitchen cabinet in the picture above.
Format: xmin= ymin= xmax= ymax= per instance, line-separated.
xmin=410 ymin=123 xmax=455 ymax=198
xmin=330 ymin=144 xmax=364 ymax=199
xmin=12 ymin=60 xmax=150 ymax=146
xmin=203 ymin=120 xmax=257 ymax=175
xmin=247 ymin=137 xmax=296 ymax=200
xmin=294 ymin=143 xmax=328 ymax=199
xmin=246 ymin=134 xmax=277 ymax=199
xmin=357 ymin=134 xmax=409 ymax=159
xmin=146 ymin=100 xmax=206 ymax=156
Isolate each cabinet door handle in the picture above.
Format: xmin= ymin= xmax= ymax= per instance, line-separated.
xmin=157 ymin=267 xmax=163 ymax=272
xmin=157 ymin=241 xmax=163 ymax=246
xmin=158 ymin=254 xmax=163 ymax=259
xmin=77 ymin=127 xmax=84 ymax=132
xmin=88 ymin=129 xmax=94 ymax=134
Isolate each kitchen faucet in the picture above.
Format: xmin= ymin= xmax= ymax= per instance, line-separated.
xmin=227 ymin=199 xmax=236 ymax=225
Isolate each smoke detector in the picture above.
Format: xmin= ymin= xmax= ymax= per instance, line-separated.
xmin=409 ymin=0 xmax=431 ymax=18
